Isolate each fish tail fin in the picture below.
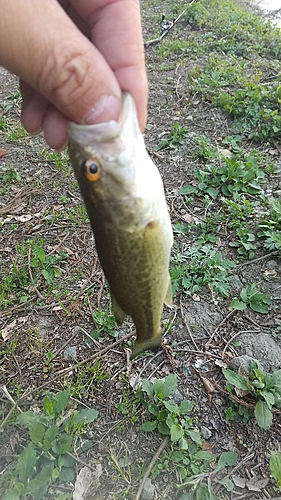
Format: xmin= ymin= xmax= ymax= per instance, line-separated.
xmin=131 ymin=332 xmax=162 ymax=359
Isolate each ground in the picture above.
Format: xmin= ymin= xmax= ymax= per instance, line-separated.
xmin=1 ymin=1 xmax=281 ymax=499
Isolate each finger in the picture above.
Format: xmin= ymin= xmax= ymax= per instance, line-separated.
xmin=0 ymin=0 xmax=122 ymax=125
xmin=68 ymin=0 xmax=148 ymax=130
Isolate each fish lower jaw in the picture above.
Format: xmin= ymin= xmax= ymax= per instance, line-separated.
xmin=131 ymin=333 xmax=162 ymax=359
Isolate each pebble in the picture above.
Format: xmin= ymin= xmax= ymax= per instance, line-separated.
xmin=201 ymin=426 xmax=212 ymax=439
xmin=63 ymin=346 xmax=77 ymax=359
xmin=140 ymin=478 xmax=155 ymax=500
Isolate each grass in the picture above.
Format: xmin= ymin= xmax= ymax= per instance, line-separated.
xmin=1 ymin=0 xmax=281 ymax=498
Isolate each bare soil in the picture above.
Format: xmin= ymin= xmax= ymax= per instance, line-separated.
xmin=1 ymin=1 xmax=281 ymax=499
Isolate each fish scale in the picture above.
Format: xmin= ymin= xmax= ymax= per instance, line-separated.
xmin=68 ymin=92 xmax=173 ymax=358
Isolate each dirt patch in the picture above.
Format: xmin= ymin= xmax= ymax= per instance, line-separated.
xmin=1 ymin=1 xmax=281 ymax=499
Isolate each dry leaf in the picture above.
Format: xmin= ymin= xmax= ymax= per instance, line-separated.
xmin=0 ymin=148 xmax=8 ymax=158
xmin=1 ymin=316 xmax=28 ymax=341
xmin=232 ymin=475 xmax=247 ymax=489
xmin=246 ymin=476 xmax=269 ymax=491
xmin=73 ymin=464 xmax=102 ymax=500
xmin=201 ymin=376 xmax=215 ymax=405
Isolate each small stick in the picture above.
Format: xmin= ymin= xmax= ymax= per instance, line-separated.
xmin=1 ymin=385 xmax=23 ymax=413
xmin=19 ymin=332 xmax=135 ymax=401
xmin=135 ymin=437 xmax=169 ymax=500
xmin=145 ymin=2 xmax=196 ymax=47
xmin=180 ymin=300 xmax=199 ymax=350
xmin=236 ymin=251 xmax=278 ymax=268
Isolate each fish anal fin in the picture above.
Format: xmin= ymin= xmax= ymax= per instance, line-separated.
xmin=111 ymin=293 xmax=126 ymax=326
xmin=164 ymin=276 xmax=173 ymax=308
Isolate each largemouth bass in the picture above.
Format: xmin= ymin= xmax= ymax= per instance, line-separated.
xmin=68 ymin=92 xmax=173 ymax=358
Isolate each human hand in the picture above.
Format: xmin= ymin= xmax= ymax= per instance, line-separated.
xmin=0 ymin=0 xmax=148 ymax=149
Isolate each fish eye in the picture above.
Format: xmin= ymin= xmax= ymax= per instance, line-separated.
xmin=83 ymin=158 xmax=102 ymax=182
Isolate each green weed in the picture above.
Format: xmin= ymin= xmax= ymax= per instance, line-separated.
xmin=223 ymin=361 xmax=281 ymax=430
xmin=155 ymin=123 xmax=189 ymax=151
xmin=231 ymin=283 xmax=272 ymax=314
xmin=216 ymin=82 xmax=281 ymax=141
xmin=0 ymin=390 xmax=98 ymax=500
xmin=270 ymin=451 xmax=281 ymax=490
xmin=171 ymin=244 xmax=235 ymax=298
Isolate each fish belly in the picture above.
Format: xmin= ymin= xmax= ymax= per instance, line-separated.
xmin=93 ymin=217 xmax=171 ymax=357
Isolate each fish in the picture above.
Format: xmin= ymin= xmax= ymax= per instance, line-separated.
xmin=67 ymin=92 xmax=173 ymax=358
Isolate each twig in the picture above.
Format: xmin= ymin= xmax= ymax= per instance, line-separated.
xmin=213 ymin=381 xmax=281 ymax=414
xmin=19 ymin=332 xmax=135 ymax=401
xmin=205 ymin=310 xmax=235 ymax=349
xmin=236 ymin=251 xmax=278 ymax=268
xmin=180 ymin=300 xmax=199 ymax=350
xmin=1 ymin=385 xmax=23 ymax=414
xmin=144 ymin=2 xmax=195 ymax=47
xmin=222 ymin=329 xmax=260 ymax=358
xmin=135 ymin=437 xmax=169 ymax=500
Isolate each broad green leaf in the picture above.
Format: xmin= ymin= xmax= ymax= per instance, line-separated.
xmin=75 ymin=408 xmax=99 ymax=424
xmin=16 ymin=411 xmax=37 ymax=427
xmin=196 ymin=481 xmax=218 ymax=500
xmin=59 ymin=466 xmax=75 ymax=482
xmin=25 ymin=479 xmax=46 ymax=495
xmin=217 ymin=451 xmax=238 ymax=469
xmin=41 ymin=269 xmax=51 ymax=284
xmin=165 ymin=412 xmax=176 ymax=429
xmin=35 ymin=464 xmax=54 ymax=484
xmin=52 ymin=434 xmax=72 ymax=455
xmin=157 ymin=421 xmax=170 ymax=435
xmin=29 ymin=421 xmax=45 ymax=445
xmin=44 ymin=425 xmax=59 ymax=444
xmin=266 ymin=370 xmax=281 ymax=391
xmin=261 ymin=390 xmax=275 ymax=408
xmin=141 ymin=379 xmax=154 ymax=400
xmin=179 ymin=494 xmax=195 ymax=500
xmin=178 ymin=437 xmax=188 ymax=450
xmin=51 ymin=390 xmax=71 ymax=415
xmin=231 ymin=298 xmax=247 ymax=311
xmin=217 ymin=478 xmax=234 ymax=491
xmin=179 ymin=185 xmax=197 ymax=195
xmin=43 ymin=396 xmax=54 ymax=416
xmin=16 ymin=442 xmax=37 ymax=483
xmin=194 ymin=451 xmax=215 ymax=462
xmin=60 ymin=453 xmax=76 ymax=468
xmin=254 ymin=400 xmax=273 ymax=430
xmin=140 ymin=421 xmax=157 ymax=432
xmin=147 ymin=403 xmax=159 ymax=417
xmin=164 ymin=400 xmax=179 ymax=415
xmin=206 ymin=187 xmax=218 ymax=199
xmin=222 ymin=369 xmax=249 ymax=391
xmin=153 ymin=380 xmax=166 ymax=399
xmin=270 ymin=451 xmax=281 ymax=482
xmin=188 ymin=429 xmax=202 ymax=445
xmin=179 ymin=400 xmax=195 ymax=414
xmin=170 ymin=424 xmax=184 ymax=442
xmin=162 ymin=374 xmax=178 ymax=398
xmin=249 ymin=300 xmax=269 ymax=314
xmin=3 ymin=490 xmax=20 ymax=500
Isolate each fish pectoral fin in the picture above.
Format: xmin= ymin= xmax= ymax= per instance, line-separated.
xmin=164 ymin=276 xmax=173 ymax=308
xmin=111 ymin=293 xmax=126 ymax=326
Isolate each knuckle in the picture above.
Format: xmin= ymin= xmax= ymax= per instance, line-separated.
xmin=39 ymin=43 xmax=93 ymax=112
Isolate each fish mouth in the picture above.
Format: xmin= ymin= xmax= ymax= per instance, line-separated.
xmin=67 ymin=92 xmax=133 ymax=144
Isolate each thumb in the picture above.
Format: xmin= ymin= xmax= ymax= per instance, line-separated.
xmin=0 ymin=0 xmax=122 ymax=125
